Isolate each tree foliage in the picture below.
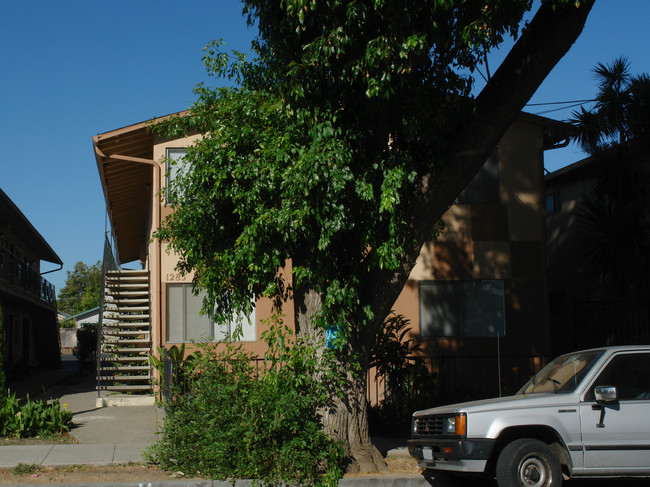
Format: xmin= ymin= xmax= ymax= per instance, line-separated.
xmin=153 ymin=0 xmax=593 ymax=470
xmin=156 ymin=0 xmax=591 ymax=333
xmin=57 ymin=261 xmax=102 ymax=315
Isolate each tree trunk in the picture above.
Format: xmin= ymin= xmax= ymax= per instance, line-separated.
xmin=295 ymin=289 xmax=388 ymax=473
xmin=321 ymin=370 xmax=387 ymax=473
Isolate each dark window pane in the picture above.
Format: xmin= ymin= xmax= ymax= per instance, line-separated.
xmin=419 ymin=281 xmax=461 ymax=338
xmin=462 ymin=280 xmax=505 ymax=337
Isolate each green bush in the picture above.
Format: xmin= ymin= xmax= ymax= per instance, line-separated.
xmin=0 ymin=392 xmax=73 ymax=438
xmin=147 ymin=322 xmax=343 ymax=486
xmin=73 ymin=323 xmax=97 ymax=363
xmin=369 ymin=313 xmax=437 ymax=435
xmin=149 ymin=344 xmax=198 ymax=402
xmin=60 ymin=318 xmax=77 ymax=329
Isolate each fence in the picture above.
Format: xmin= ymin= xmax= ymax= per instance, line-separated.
xmin=574 ymin=300 xmax=650 ymax=349
xmin=161 ymin=352 xmax=545 ymax=407
xmin=0 ymin=246 xmax=56 ymax=306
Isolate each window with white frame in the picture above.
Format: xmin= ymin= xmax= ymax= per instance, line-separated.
xmin=166 ymin=283 xmax=256 ymax=343
xmin=419 ymin=280 xmax=505 ymax=338
xmin=165 ymin=148 xmax=188 ymax=204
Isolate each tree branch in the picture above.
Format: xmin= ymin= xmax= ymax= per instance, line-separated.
xmin=365 ymin=0 xmax=595 ymax=323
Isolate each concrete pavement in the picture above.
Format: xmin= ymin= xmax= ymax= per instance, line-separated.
xmin=2 ymin=354 xmax=161 ymax=468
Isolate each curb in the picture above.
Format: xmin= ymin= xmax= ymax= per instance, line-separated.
xmin=10 ymin=477 xmax=430 ymax=487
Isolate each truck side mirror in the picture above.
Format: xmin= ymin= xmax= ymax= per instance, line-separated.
xmin=594 ymin=385 xmax=618 ymax=403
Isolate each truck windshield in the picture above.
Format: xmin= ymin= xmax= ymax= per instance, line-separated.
xmin=518 ymin=350 xmax=604 ymax=395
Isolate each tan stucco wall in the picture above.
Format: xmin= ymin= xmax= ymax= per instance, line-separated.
xmin=148 ymin=135 xmax=294 ymax=358
xmin=143 ymin=118 xmax=551 ymax=361
xmin=395 ymin=118 xmax=550 ymax=358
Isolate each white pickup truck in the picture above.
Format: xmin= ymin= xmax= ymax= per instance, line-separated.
xmin=408 ymin=345 xmax=650 ymax=487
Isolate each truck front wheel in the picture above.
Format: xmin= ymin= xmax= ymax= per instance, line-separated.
xmin=496 ymin=438 xmax=562 ymax=487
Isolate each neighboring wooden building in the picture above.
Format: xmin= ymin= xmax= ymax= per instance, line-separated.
xmin=544 ymin=154 xmax=650 ymax=356
xmin=92 ymin=112 xmax=572 ymax=401
xmin=0 ymin=187 xmax=62 ymax=378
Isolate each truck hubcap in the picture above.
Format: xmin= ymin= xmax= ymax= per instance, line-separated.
xmin=519 ymin=456 xmax=548 ymax=487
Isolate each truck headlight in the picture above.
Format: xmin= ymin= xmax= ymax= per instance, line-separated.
xmin=443 ymin=413 xmax=467 ymax=436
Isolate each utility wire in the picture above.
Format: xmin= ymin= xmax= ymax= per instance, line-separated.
xmin=526 ymin=98 xmax=595 ymax=106
xmin=524 ymin=98 xmax=596 ymax=117
xmin=533 ymin=102 xmax=592 ymax=116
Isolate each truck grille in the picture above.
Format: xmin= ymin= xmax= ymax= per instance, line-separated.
xmin=414 ymin=416 xmax=444 ymax=435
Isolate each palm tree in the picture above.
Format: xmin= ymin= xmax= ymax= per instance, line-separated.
xmin=573 ymin=57 xmax=650 ymax=154
xmin=571 ymin=58 xmax=650 ymax=299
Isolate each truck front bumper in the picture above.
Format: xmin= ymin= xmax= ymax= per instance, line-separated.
xmin=407 ymin=438 xmax=495 ymax=472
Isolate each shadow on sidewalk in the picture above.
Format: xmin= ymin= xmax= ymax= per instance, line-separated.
xmin=6 ymin=353 xmax=94 ymax=402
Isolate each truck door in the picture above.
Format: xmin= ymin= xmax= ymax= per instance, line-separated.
xmin=579 ymin=351 xmax=650 ymax=473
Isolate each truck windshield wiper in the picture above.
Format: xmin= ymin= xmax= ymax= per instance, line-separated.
xmin=546 ymin=377 xmax=560 ymax=393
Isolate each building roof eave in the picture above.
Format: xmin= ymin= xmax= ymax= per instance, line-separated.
xmin=0 ymin=187 xmax=63 ymax=265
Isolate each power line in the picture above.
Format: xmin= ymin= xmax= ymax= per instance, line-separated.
xmin=525 ymin=99 xmax=595 ymax=107
xmin=533 ymin=102 xmax=591 ymax=116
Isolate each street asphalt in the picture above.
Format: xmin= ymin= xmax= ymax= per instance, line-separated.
xmin=2 ymin=355 xmax=432 ymax=487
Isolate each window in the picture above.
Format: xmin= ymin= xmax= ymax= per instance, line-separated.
xmin=419 ymin=280 xmax=505 ymax=338
xmin=165 ymin=148 xmax=188 ymax=204
xmin=586 ymin=352 xmax=650 ymax=402
xmin=166 ymin=283 xmax=256 ymax=343
xmin=545 ymin=191 xmax=561 ymax=215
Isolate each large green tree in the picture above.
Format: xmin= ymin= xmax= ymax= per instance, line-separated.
xmin=57 ymin=261 xmax=102 ymax=315
xmin=154 ymin=0 xmax=593 ymax=471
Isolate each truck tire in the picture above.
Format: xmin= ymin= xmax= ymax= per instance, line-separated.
xmin=496 ymin=438 xmax=562 ymax=487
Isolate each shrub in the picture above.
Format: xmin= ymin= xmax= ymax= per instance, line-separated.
xmin=0 ymin=392 xmax=73 ymax=438
xmin=73 ymin=323 xmax=97 ymax=363
xmin=147 ymin=322 xmax=343 ymax=486
xmin=60 ymin=318 xmax=77 ymax=329
xmin=369 ymin=313 xmax=436 ymax=435
xmin=149 ymin=344 xmax=198 ymax=403
xmin=13 ymin=463 xmax=38 ymax=475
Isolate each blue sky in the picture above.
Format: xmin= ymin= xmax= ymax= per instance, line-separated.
xmin=1 ymin=1 xmax=649 ymax=293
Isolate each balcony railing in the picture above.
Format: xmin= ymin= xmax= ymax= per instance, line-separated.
xmin=0 ymin=248 xmax=56 ymax=305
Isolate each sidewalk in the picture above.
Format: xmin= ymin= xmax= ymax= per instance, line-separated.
xmin=2 ymin=354 xmax=162 ymax=468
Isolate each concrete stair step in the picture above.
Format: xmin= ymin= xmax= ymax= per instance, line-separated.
xmin=110 ymin=339 xmax=151 ymax=346
xmin=103 ymin=330 xmax=150 ymax=337
xmin=105 ymin=290 xmax=149 ymax=297
xmin=104 ymin=347 xmax=150 ymax=354
xmin=97 ymin=375 xmax=151 ymax=382
xmin=106 ymin=269 xmax=148 ymax=275
xmin=105 ymin=282 xmax=149 ymax=289
xmin=108 ymin=314 xmax=150 ymax=321
xmin=102 ymin=322 xmax=150 ymax=329
xmin=105 ymin=297 xmax=149 ymax=305
xmin=102 ymin=356 xmax=149 ymax=362
xmin=97 ymin=385 xmax=152 ymax=392
xmin=100 ymin=365 xmax=151 ymax=372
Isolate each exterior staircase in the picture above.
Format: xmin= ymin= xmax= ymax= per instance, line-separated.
xmin=97 ymin=269 xmax=152 ymax=394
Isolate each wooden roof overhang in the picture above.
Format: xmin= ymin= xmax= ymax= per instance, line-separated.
xmin=93 ymin=120 xmax=157 ymax=265
xmin=0 ymin=187 xmax=62 ymax=265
